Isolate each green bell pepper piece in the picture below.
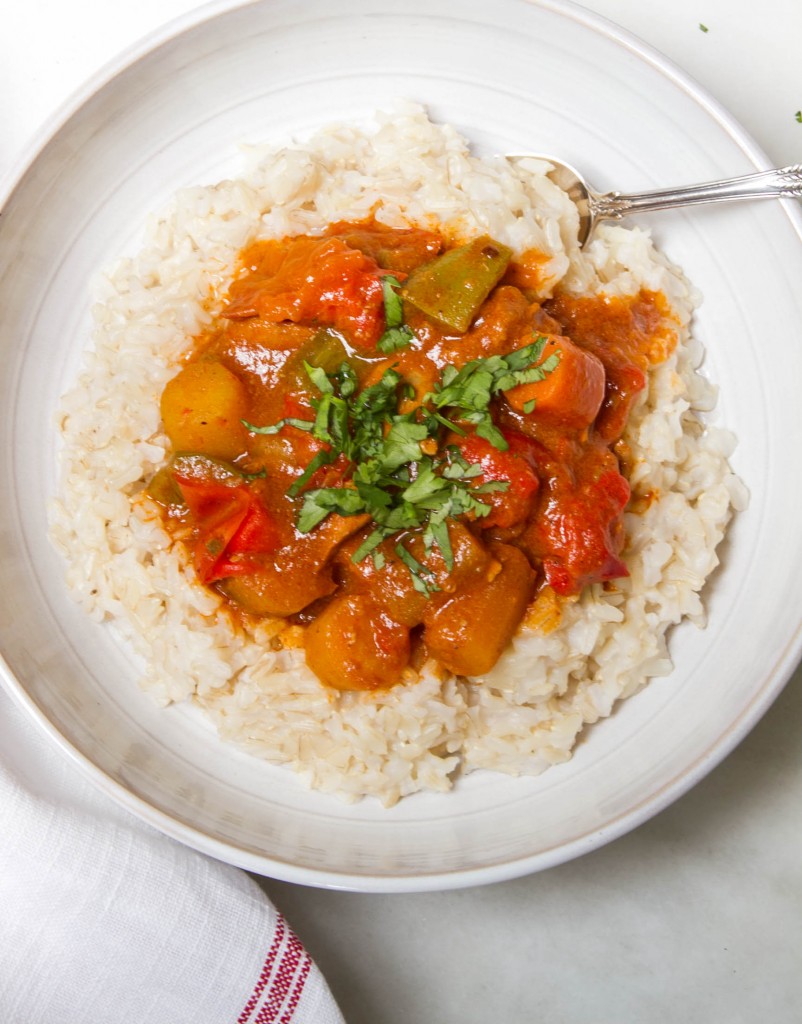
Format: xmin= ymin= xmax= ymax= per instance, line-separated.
xmin=402 ymin=235 xmax=512 ymax=333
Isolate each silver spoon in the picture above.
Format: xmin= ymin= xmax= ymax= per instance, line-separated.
xmin=527 ymin=158 xmax=802 ymax=247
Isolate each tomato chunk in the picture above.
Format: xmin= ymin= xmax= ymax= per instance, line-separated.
xmin=216 ymin=511 xmax=368 ymax=617
xmin=223 ymin=236 xmax=387 ymax=349
xmin=211 ymin=499 xmax=283 ymax=580
xmin=452 ymin=430 xmax=540 ymax=530
xmin=170 ymin=456 xmax=281 ymax=583
xmin=523 ymin=458 xmax=630 ymax=595
xmin=594 ymin=362 xmax=647 ymax=443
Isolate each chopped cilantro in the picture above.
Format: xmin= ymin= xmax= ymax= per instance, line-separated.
xmin=241 ymin=416 xmax=313 ymax=435
xmin=242 ymin=331 xmax=559 ymax=591
xmin=377 ymin=275 xmax=415 ymax=353
xmin=381 ymin=420 xmax=430 ymax=470
xmin=425 ymin=334 xmax=557 ymax=451
xmin=796 ymin=111 xmax=802 ymax=123
xmin=395 ymin=541 xmax=440 ymax=595
xmin=381 ymin=275 xmax=405 ymax=327
xmin=377 ymin=324 xmax=415 ymax=353
xmin=287 ymin=449 xmax=334 ymax=499
xmin=699 ymin=22 xmax=709 ymax=32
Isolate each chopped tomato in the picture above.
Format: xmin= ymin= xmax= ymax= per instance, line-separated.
xmin=594 ymin=363 xmax=647 ymax=443
xmin=525 ymin=464 xmax=630 ymax=595
xmin=266 ymin=393 xmax=329 ymax=471
xmin=227 ymin=500 xmax=280 ymax=555
xmin=453 ymin=430 xmax=540 ymax=529
xmin=223 ymin=236 xmax=387 ymax=349
xmin=281 ymin=394 xmax=313 ymax=420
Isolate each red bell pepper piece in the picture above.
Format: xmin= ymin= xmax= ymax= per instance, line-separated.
xmin=209 ymin=498 xmax=283 ymax=581
xmin=172 ymin=468 xmax=280 ymax=583
xmin=538 ymin=469 xmax=631 ymax=596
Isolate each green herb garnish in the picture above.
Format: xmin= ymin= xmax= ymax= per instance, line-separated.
xmin=426 ymin=335 xmax=559 ymax=450
xmin=381 ymin=274 xmax=405 ymax=326
xmin=699 ymin=22 xmax=709 ymax=32
xmin=377 ymin=275 xmax=415 ymax=353
xmin=796 ymin=111 xmax=802 ymax=123
xmin=242 ymin=332 xmax=559 ymax=588
xmin=395 ymin=541 xmax=441 ymax=595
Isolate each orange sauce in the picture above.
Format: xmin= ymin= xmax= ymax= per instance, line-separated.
xmin=150 ymin=219 xmax=675 ymax=690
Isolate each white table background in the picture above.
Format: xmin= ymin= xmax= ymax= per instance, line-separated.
xmin=2 ymin=1 xmax=800 ymax=1021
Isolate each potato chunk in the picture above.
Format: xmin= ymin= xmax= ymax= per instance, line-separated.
xmin=422 ymin=542 xmax=534 ymax=677
xmin=160 ymin=361 xmax=249 ymax=460
xmin=217 ymin=564 xmax=336 ymax=618
xmin=305 ymin=594 xmax=410 ymax=691
xmin=337 ymin=521 xmax=493 ymax=627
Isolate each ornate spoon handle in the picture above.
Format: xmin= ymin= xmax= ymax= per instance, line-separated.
xmin=593 ymin=164 xmax=802 ymax=220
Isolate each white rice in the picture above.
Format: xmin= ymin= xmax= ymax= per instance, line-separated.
xmin=50 ymin=104 xmax=747 ymax=805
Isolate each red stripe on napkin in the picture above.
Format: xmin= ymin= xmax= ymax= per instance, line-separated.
xmin=278 ymin=951 xmax=312 ymax=1024
xmin=238 ymin=917 xmax=286 ymax=1023
xmin=238 ymin=915 xmax=313 ymax=1024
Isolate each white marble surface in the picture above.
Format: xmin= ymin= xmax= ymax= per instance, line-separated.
xmin=2 ymin=1 xmax=801 ymax=1020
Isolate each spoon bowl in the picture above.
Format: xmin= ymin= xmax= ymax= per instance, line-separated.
xmin=523 ymin=158 xmax=802 ymax=247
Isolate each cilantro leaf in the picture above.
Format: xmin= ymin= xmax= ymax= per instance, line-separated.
xmin=424 ymin=517 xmax=453 ymax=570
xmin=303 ymin=361 xmax=334 ymax=395
xmin=377 ymin=324 xmax=415 ymax=353
xmin=395 ymin=541 xmax=440 ymax=595
xmin=350 ymin=527 xmax=388 ymax=564
xmin=425 ymin=333 xmax=559 ymax=451
xmin=381 ymin=420 xmax=428 ymax=470
xmin=286 ymin=449 xmax=334 ymax=498
xmin=377 ymin=275 xmax=414 ymax=353
xmin=381 ymin=275 xmax=405 ymax=327
xmin=242 ymin=416 xmax=314 ymax=435
xmin=239 ymin=327 xmax=558 ymax=594
xmin=296 ymin=485 xmax=366 ymax=531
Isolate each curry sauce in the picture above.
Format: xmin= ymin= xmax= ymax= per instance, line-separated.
xmin=148 ymin=219 xmax=673 ymax=691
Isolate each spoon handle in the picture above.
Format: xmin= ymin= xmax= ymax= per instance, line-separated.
xmin=593 ymin=164 xmax=802 ymax=220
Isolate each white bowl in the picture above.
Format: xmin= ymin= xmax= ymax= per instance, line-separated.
xmin=2 ymin=0 xmax=802 ymax=892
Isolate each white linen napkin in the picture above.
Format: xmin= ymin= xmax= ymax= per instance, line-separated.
xmin=0 ymin=685 xmax=345 ymax=1024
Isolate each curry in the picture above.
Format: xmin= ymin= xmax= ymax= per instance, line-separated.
xmin=148 ymin=219 xmax=671 ymax=691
